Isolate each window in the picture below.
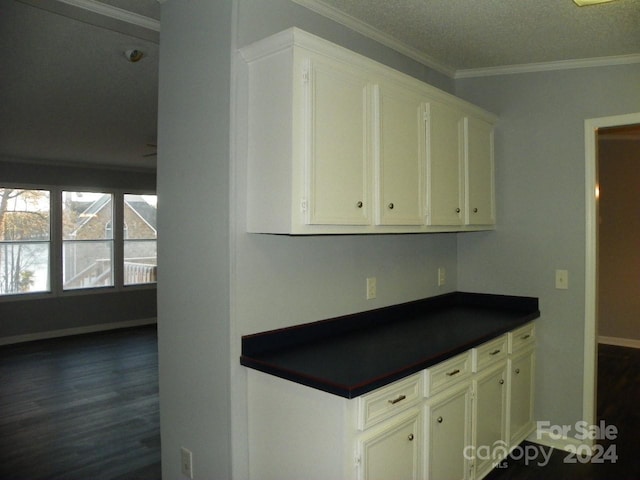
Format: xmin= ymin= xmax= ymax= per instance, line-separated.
xmin=0 ymin=188 xmax=51 ymax=295
xmin=123 ymin=194 xmax=157 ymax=285
xmin=63 ymin=191 xmax=114 ymax=290
xmin=0 ymin=186 xmax=156 ymax=298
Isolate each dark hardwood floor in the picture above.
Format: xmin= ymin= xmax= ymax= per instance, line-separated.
xmin=0 ymin=328 xmax=638 ymax=480
xmin=487 ymin=343 xmax=640 ymax=480
xmin=0 ymin=326 xmax=160 ymax=480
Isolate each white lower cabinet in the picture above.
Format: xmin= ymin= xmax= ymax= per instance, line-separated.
xmin=357 ymin=408 xmax=422 ymax=480
xmin=425 ymin=381 xmax=473 ymax=480
xmin=472 ymin=361 xmax=508 ymax=478
xmin=246 ymin=324 xmax=536 ymax=480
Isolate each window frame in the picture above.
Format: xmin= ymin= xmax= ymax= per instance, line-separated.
xmin=0 ymin=184 xmax=157 ymax=302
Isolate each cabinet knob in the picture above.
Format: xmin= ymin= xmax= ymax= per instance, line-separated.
xmin=356 ymin=201 xmax=363 ymax=208
xmin=455 ymin=208 xmax=461 ymax=213
xmin=515 ymin=368 xmax=521 ymax=375
xmin=408 ymin=433 xmax=414 ymax=441
xmin=437 ymin=416 xmax=443 ymax=424
xmin=473 ymin=208 xmax=478 ymax=213
xmin=499 ymin=379 xmax=504 ymax=385
xmin=388 ymin=203 xmax=394 ymax=210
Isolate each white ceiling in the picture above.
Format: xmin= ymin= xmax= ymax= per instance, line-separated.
xmin=297 ymin=0 xmax=640 ymax=76
xmin=0 ymin=0 xmax=638 ymax=169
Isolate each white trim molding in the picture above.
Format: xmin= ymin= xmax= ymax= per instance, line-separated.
xmin=599 ymin=336 xmax=640 ymax=349
xmin=584 ymin=112 xmax=640 ymax=447
xmin=455 ymin=54 xmax=640 ymax=79
xmin=290 ymin=0 xmax=456 ymax=77
xmin=529 ymin=428 xmax=594 ymax=454
xmin=54 ymin=0 xmax=160 ymax=31
xmin=291 ymin=0 xmax=640 ymax=79
xmin=0 ymin=317 xmax=157 ymax=346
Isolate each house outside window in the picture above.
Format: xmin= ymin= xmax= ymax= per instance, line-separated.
xmin=62 ymin=191 xmax=114 ymax=290
xmin=123 ymin=194 xmax=157 ymax=285
xmin=0 ymin=188 xmax=50 ymax=295
xmin=0 ymin=187 xmax=156 ymax=298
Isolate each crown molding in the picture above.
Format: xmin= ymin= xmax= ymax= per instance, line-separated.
xmin=17 ymin=0 xmax=160 ymax=42
xmin=455 ymin=53 xmax=640 ymax=79
xmin=55 ymin=0 xmax=159 ymax=31
xmin=291 ymin=0 xmax=640 ymax=81
xmin=290 ymin=0 xmax=456 ymax=78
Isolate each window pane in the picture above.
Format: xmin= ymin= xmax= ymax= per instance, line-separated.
xmin=124 ymin=240 xmax=157 ymax=285
xmin=63 ymin=241 xmax=114 ymax=289
xmin=62 ymin=191 xmax=114 ymax=290
xmin=124 ymin=194 xmax=157 ymax=285
xmin=63 ymin=191 xmax=113 ymax=240
xmin=0 ymin=243 xmax=50 ymax=295
xmin=0 ymin=188 xmax=50 ymax=295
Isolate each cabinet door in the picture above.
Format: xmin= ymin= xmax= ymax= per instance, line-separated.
xmin=464 ymin=116 xmax=495 ymax=225
xmin=508 ymin=348 xmax=536 ymax=446
xmin=375 ymin=83 xmax=426 ymax=225
xmin=427 ymin=101 xmax=465 ymax=226
xmin=357 ymin=409 xmax=422 ymax=480
xmin=425 ymin=382 xmax=472 ymax=480
xmin=473 ymin=363 xmax=508 ymax=479
xmin=305 ymin=56 xmax=372 ymax=225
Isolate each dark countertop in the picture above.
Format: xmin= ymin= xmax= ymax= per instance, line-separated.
xmin=241 ymin=292 xmax=540 ymax=398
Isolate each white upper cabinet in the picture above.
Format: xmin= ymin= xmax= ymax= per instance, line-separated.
xmin=375 ymin=82 xmax=427 ymax=226
xmin=465 ymin=116 xmax=496 ymax=225
xmin=427 ymin=101 xmax=465 ymax=226
xmin=305 ymin=55 xmax=373 ymax=226
xmin=240 ymin=28 xmax=496 ymax=234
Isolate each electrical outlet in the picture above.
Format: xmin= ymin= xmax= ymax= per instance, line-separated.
xmin=366 ymin=277 xmax=377 ymax=300
xmin=438 ymin=267 xmax=446 ymax=287
xmin=181 ymin=447 xmax=193 ymax=479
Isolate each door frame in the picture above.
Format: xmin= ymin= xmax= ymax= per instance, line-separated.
xmin=583 ymin=112 xmax=640 ymax=434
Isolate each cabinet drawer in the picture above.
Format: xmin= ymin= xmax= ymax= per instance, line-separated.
xmin=508 ymin=323 xmax=535 ymax=353
xmin=358 ymin=373 xmax=423 ymax=430
xmin=424 ymin=351 xmax=471 ymax=397
xmin=472 ymin=335 xmax=507 ymax=372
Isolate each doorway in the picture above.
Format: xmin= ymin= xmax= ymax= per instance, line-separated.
xmin=583 ymin=112 xmax=640 ymax=436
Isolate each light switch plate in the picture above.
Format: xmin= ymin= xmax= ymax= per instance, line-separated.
xmin=555 ymin=270 xmax=569 ymax=290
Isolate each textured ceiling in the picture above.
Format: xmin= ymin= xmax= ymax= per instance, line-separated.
xmin=0 ymin=0 xmax=638 ymax=170
xmin=311 ymin=0 xmax=640 ymax=73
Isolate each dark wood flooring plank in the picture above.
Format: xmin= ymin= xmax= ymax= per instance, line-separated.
xmin=487 ymin=343 xmax=640 ymax=480
xmin=0 ymin=326 xmax=160 ymax=480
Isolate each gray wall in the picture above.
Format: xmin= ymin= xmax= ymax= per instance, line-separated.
xmin=455 ymin=63 xmax=640 ymax=436
xmin=158 ymin=1 xmax=457 ymax=479
xmin=156 ymin=1 xmax=233 ymax=479
xmin=598 ymin=137 xmax=640 ymax=342
xmin=0 ymin=159 xmax=157 ymax=339
xmin=157 ymin=0 xmax=640 ymax=477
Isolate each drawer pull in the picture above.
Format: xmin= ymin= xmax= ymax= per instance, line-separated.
xmin=522 ymin=334 xmax=531 ymax=340
xmin=489 ymin=349 xmax=501 ymax=356
xmin=437 ymin=416 xmax=443 ymax=423
xmin=446 ymin=369 xmax=461 ymax=377
xmin=408 ymin=433 xmax=414 ymax=441
xmin=388 ymin=394 xmax=407 ymax=405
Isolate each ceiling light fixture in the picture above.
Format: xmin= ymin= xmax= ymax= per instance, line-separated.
xmin=124 ymin=49 xmax=145 ymax=62
xmin=573 ymin=0 xmax=617 ymax=6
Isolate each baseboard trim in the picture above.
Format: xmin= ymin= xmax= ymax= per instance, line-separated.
xmin=529 ymin=428 xmax=594 ymax=453
xmin=0 ymin=318 xmax=157 ymax=346
xmin=598 ymin=336 xmax=640 ymax=349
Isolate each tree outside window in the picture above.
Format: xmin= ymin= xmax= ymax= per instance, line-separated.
xmin=0 ymin=188 xmax=50 ymax=295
